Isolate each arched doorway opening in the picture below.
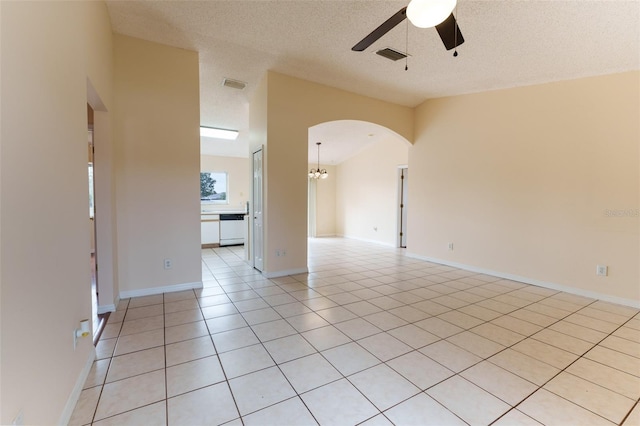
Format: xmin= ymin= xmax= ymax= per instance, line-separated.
xmin=307 ymin=120 xmax=411 ymax=248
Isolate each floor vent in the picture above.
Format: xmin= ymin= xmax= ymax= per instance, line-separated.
xmin=376 ymin=48 xmax=408 ymax=61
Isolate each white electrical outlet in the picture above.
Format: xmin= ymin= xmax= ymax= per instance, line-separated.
xmin=164 ymin=258 xmax=172 ymax=269
xmin=448 ymin=242 xmax=454 ymax=251
xmin=596 ymin=265 xmax=608 ymax=276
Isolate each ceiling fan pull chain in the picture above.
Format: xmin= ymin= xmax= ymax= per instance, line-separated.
xmin=453 ymin=4 xmax=459 ymax=57
xmin=405 ymin=17 xmax=409 ymax=70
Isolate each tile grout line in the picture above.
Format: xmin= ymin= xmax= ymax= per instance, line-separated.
xmin=316 ymin=270 xmax=633 ymax=425
xmin=86 ymin=242 xmax=638 ymax=426
xmin=243 ymin=259 xmax=633 ymax=425
xmin=199 ymin=263 xmax=246 ymax=425
xmin=163 ymin=292 xmax=168 ymax=426
xmin=224 ymin=261 xmax=327 ymax=424
xmin=209 ymin=247 xmax=392 ymax=423
xmin=619 ymin=398 xmax=640 ymax=426
xmin=495 ymin=301 xmax=640 ymax=425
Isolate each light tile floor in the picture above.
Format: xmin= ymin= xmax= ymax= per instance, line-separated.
xmin=71 ymin=238 xmax=640 ymax=426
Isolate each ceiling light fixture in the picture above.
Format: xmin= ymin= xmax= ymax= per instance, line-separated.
xmin=309 ymin=142 xmax=328 ymax=180
xmin=406 ymin=0 xmax=456 ymax=28
xmin=200 ymin=126 xmax=239 ymax=140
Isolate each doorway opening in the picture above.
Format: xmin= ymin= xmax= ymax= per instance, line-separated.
xmin=252 ymin=148 xmax=264 ymax=271
xmin=87 ymin=104 xmax=99 ymax=335
xmin=307 ymin=120 xmax=410 ymax=251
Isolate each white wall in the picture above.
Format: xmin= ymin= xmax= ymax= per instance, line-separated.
xmin=336 ymin=139 xmax=409 ymax=246
xmin=200 ymin=155 xmax=250 ymax=212
xmin=0 ymin=2 xmax=113 ymax=423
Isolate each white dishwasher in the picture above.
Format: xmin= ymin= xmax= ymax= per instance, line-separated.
xmin=219 ymin=214 xmax=245 ymax=246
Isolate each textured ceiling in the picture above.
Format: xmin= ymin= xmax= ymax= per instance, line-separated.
xmin=106 ymin=0 xmax=640 ymax=162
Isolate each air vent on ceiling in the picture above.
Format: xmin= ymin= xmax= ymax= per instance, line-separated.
xmin=375 ymin=48 xmax=408 ymax=61
xmin=222 ymin=78 xmax=247 ymax=90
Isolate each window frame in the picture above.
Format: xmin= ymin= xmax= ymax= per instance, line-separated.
xmin=200 ymin=171 xmax=229 ymax=205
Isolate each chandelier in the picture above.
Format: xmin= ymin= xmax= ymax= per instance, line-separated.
xmin=309 ymin=142 xmax=328 ymax=180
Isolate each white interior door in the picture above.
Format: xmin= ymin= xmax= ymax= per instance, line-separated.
xmin=252 ymin=148 xmax=264 ymax=271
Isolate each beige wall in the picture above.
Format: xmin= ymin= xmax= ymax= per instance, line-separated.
xmin=201 ymin=155 xmax=250 ymax=212
xmin=0 ymin=1 xmax=113 ymax=423
xmin=409 ymin=71 xmax=640 ymax=305
xmin=113 ymin=35 xmax=201 ymax=296
xmin=309 ymin=164 xmax=337 ymax=237
xmin=337 ymin=139 xmax=409 ymax=246
xmin=255 ymin=71 xmax=413 ymax=276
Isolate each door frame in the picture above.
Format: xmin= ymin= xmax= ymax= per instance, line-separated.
xmin=307 ymin=178 xmax=317 ymax=238
xmin=396 ymin=165 xmax=408 ymax=248
xmin=252 ymin=147 xmax=264 ymax=271
xmin=87 ymin=78 xmax=116 ymax=313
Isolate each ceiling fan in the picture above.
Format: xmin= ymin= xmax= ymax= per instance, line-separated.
xmin=352 ymin=0 xmax=464 ymax=54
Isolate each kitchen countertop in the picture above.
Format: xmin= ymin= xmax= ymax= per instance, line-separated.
xmin=201 ymin=210 xmax=248 ymax=215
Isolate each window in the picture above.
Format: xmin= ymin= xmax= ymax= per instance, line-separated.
xmin=200 ymin=171 xmax=228 ymax=204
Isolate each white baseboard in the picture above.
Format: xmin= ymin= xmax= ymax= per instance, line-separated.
xmin=406 ymin=252 xmax=640 ymax=309
xmin=263 ymin=268 xmax=309 ymax=279
xmin=119 ymin=281 xmax=203 ymax=299
xmin=58 ymin=346 xmax=96 ymax=425
xmin=97 ymin=304 xmax=116 ymax=314
xmin=337 ymin=234 xmax=396 ymax=248
xmin=314 ymin=233 xmax=337 ymax=238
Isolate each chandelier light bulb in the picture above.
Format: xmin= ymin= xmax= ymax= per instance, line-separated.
xmin=406 ymin=0 xmax=456 ymax=28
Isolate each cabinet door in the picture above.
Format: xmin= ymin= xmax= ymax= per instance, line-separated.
xmin=201 ymin=221 xmax=220 ymax=244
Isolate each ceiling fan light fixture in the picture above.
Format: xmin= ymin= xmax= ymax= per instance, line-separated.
xmin=406 ymin=0 xmax=456 ymax=28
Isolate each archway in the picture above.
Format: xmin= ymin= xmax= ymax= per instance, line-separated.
xmin=307 ymin=120 xmax=411 ymax=247
xmin=248 ymin=71 xmax=414 ymax=278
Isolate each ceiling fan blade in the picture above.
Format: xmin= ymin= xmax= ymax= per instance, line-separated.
xmin=435 ymin=13 xmax=464 ymax=51
xmin=352 ymin=7 xmax=407 ymax=52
